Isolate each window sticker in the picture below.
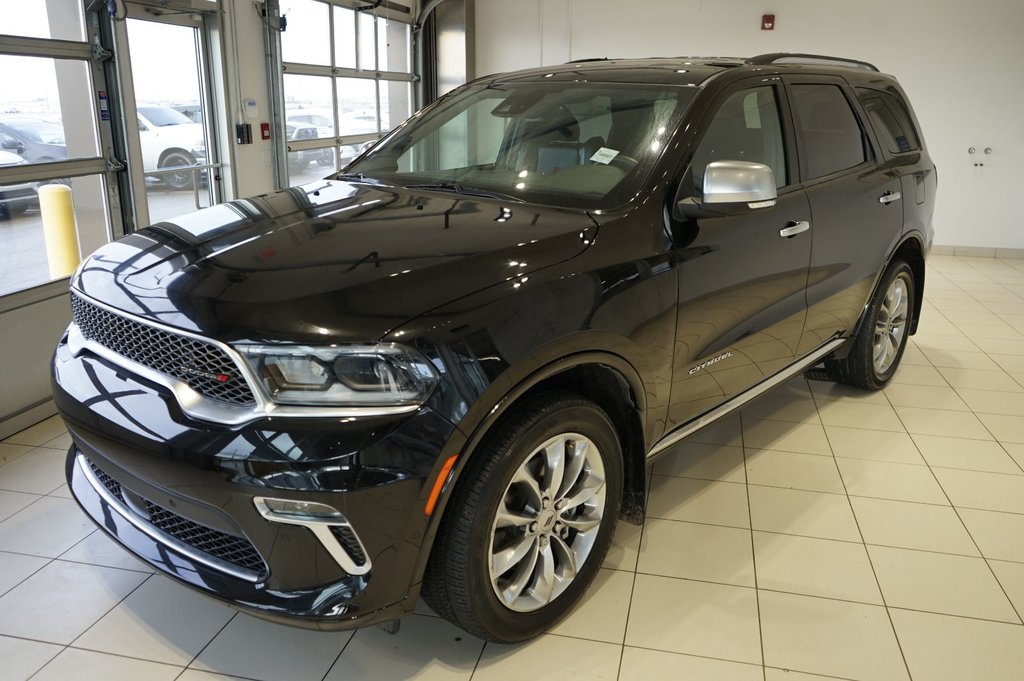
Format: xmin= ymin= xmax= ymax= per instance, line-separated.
xmin=589 ymin=147 xmax=620 ymax=165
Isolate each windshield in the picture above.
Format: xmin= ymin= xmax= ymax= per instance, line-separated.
xmin=343 ymin=81 xmax=696 ymax=209
xmin=5 ymin=119 xmax=65 ymax=144
xmin=138 ymin=106 xmax=194 ymax=127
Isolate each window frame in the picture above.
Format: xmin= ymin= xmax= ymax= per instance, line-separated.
xmin=277 ymin=0 xmax=417 ymax=185
xmin=676 ymin=77 xmax=802 ymax=201
xmin=781 ymin=75 xmax=879 ymax=187
xmin=855 ymin=86 xmax=922 ymax=158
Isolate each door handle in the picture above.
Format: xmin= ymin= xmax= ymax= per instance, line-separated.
xmin=878 ymin=191 xmax=902 ymax=205
xmin=779 ymin=220 xmax=810 ymax=238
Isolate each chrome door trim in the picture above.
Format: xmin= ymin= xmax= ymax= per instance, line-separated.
xmin=647 ymin=337 xmax=846 ymax=459
xmin=878 ymin=191 xmax=902 ymax=205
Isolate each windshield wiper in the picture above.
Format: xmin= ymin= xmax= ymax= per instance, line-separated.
xmin=403 ymin=181 xmax=523 ymax=202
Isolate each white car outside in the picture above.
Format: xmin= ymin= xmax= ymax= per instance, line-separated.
xmin=137 ymin=106 xmax=206 ymax=189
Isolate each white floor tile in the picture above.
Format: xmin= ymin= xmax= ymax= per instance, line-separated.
xmin=932 ymin=467 xmax=1024 ymax=513
xmin=0 ymin=496 xmax=95 ymax=557
xmin=753 ymin=532 xmax=881 ymax=604
xmin=817 ymin=400 xmax=906 ymax=432
xmin=748 ymin=486 xmax=861 ymax=542
xmin=0 ymin=633 xmax=62 ymax=681
xmin=625 ymin=573 xmax=760 ymax=664
xmin=75 ymin=575 xmax=235 ymax=666
xmin=850 ymin=496 xmax=979 ymax=556
xmin=0 ymin=550 xmax=48 ymax=596
xmin=602 ymin=520 xmax=642 ymax=572
xmin=549 ymin=568 xmax=633 ymax=643
xmin=325 ymin=613 xmax=482 ymax=681
xmin=912 ymin=434 xmax=1023 ymax=474
xmin=638 ymin=519 xmax=754 ymax=587
xmin=32 ymin=647 xmax=181 ymax=681
xmin=0 ymin=490 xmax=39 ymax=523
xmin=741 ymin=420 xmax=832 ymax=456
xmin=977 ymin=412 xmax=1024 ymax=444
xmin=891 ymin=608 xmax=1024 ymax=681
xmin=60 ymin=530 xmax=154 ymax=573
xmin=0 ymin=447 xmax=67 ymax=495
xmin=0 ymin=443 xmax=33 ymax=467
xmin=2 ymin=416 xmax=67 ymax=448
xmin=824 ymin=426 xmax=924 ymax=465
xmin=837 ymin=458 xmax=949 ymax=504
xmin=0 ymin=560 xmax=146 ymax=644
xmin=989 ymin=560 xmax=1024 ymax=620
xmin=745 ymin=449 xmax=844 ymax=494
xmin=653 ymin=442 xmax=745 ymax=483
xmin=958 ymin=508 xmax=1024 ymax=562
xmin=192 ymin=613 xmax=352 ymax=681
xmin=473 ymin=634 xmax=621 ymax=681
xmin=618 ymin=646 xmax=763 ymax=681
xmin=895 ymin=406 xmax=994 ymax=440
xmin=869 ymin=545 xmax=1019 ymax=623
xmin=759 ymin=590 xmax=908 ymax=681
xmin=646 ymin=475 xmax=749 ymax=528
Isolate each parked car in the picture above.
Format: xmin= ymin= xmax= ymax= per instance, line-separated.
xmin=0 ymin=149 xmax=39 ymax=218
xmin=0 ymin=117 xmax=68 ymax=164
xmin=54 ymin=53 xmax=934 ymax=643
xmin=286 ymin=121 xmax=332 ymax=171
xmin=285 ymin=111 xmax=335 ymax=169
xmin=137 ymin=105 xmax=207 ymax=190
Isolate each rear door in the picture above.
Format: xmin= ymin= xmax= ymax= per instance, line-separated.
xmin=667 ymin=80 xmax=813 ymax=425
xmin=784 ymin=76 xmax=904 ymax=353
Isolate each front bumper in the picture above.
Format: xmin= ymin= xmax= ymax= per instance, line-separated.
xmin=54 ymin=336 xmax=458 ymax=630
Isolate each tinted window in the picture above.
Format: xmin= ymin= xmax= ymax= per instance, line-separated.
xmin=857 ymin=88 xmax=920 ymax=155
xmin=791 ymin=84 xmax=867 ymax=179
xmin=690 ymin=86 xmax=787 ymax=193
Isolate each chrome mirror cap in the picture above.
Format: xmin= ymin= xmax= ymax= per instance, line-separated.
xmin=702 ymin=160 xmax=778 ymax=205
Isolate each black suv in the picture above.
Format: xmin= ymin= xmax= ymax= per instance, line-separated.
xmin=54 ymin=53 xmax=935 ymax=642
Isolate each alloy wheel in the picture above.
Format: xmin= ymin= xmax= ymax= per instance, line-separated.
xmin=873 ymin=272 xmax=911 ymax=374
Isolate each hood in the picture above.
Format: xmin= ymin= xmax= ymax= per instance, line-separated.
xmin=73 ymin=180 xmax=598 ymax=342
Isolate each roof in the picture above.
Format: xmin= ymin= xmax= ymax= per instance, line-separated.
xmin=485 ymin=54 xmax=896 ymax=88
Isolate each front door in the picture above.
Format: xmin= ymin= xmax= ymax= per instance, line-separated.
xmin=667 ymin=82 xmax=812 ymax=426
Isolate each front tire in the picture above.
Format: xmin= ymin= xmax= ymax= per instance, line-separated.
xmin=825 ymin=260 xmax=915 ymax=390
xmin=423 ymin=391 xmax=623 ymax=642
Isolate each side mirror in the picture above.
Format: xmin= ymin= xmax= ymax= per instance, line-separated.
xmin=2 ymin=139 xmax=24 ymax=153
xmin=675 ymin=160 xmax=778 ymax=219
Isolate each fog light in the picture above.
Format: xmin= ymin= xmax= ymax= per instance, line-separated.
xmin=256 ymin=497 xmax=343 ymax=519
xmin=253 ymin=496 xmax=371 ymax=576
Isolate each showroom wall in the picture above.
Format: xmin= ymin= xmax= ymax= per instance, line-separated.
xmin=474 ymin=0 xmax=1024 ymax=251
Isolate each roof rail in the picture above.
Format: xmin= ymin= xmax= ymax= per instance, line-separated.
xmin=564 ymin=57 xmax=611 ymax=64
xmin=747 ymin=53 xmax=879 ymax=72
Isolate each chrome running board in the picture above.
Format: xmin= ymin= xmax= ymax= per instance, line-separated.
xmin=647 ymin=337 xmax=846 ymax=459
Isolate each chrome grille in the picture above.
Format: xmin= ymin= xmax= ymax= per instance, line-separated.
xmin=144 ymin=501 xmax=267 ymax=574
xmin=86 ymin=457 xmax=266 ymax=576
xmin=70 ymin=293 xmax=255 ymax=406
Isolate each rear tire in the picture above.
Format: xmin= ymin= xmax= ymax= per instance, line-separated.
xmin=422 ymin=391 xmax=622 ymax=642
xmin=825 ymin=260 xmax=915 ymax=390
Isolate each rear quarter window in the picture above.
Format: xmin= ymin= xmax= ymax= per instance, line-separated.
xmin=856 ymin=88 xmax=921 ymax=155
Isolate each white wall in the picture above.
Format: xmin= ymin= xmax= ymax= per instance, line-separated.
xmin=475 ymin=0 xmax=1024 ymax=250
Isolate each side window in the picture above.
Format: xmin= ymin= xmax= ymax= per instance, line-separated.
xmin=790 ymin=84 xmax=868 ymax=179
xmin=690 ymin=86 xmax=787 ymax=194
xmin=856 ymin=88 xmax=920 ymax=155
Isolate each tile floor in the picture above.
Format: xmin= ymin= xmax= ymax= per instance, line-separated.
xmin=2 ymin=254 xmax=1024 ymax=680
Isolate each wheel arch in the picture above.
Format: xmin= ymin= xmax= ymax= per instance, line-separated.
xmin=410 ymin=351 xmax=649 ymax=590
xmin=158 ymin=147 xmax=195 ymax=167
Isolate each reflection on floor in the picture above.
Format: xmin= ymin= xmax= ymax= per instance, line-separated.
xmin=2 ymin=254 xmax=1024 ymax=680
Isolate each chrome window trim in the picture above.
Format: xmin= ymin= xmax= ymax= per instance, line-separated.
xmin=76 ymin=453 xmax=263 ymax=583
xmin=67 ymin=289 xmax=420 ymax=425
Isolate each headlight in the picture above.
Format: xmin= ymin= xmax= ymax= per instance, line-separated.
xmin=236 ymin=343 xmax=438 ymax=406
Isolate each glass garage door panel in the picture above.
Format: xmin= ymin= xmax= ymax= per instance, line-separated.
xmin=0 ymin=54 xmax=107 ymax=296
xmin=125 ymin=18 xmax=214 ymax=224
xmin=0 ymin=0 xmax=86 ymax=41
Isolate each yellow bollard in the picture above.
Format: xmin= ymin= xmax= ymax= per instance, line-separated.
xmin=38 ymin=184 xmax=81 ymax=280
